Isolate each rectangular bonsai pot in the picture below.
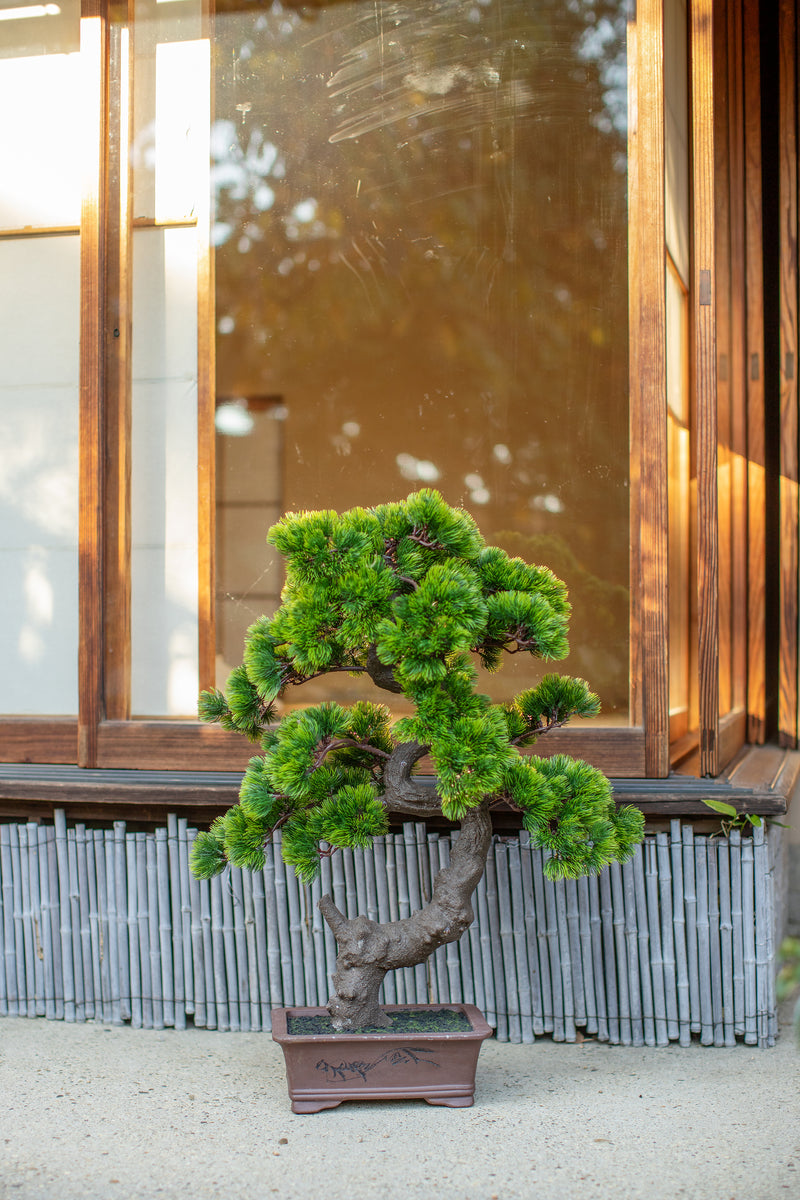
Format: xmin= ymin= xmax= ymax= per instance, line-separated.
xmin=271 ymin=1003 xmax=493 ymax=1113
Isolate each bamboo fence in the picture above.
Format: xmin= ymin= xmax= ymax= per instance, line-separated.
xmin=0 ymin=814 xmax=782 ymax=1047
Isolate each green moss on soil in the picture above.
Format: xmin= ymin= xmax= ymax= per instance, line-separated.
xmin=287 ymin=1007 xmax=472 ymax=1036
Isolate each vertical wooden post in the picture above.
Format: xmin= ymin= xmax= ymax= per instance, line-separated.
xmin=779 ymin=0 xmax=798 ymax=747
xmin=727 ymin=0 xmax=748 ymax=725
xmin=104 ymin=2 xmax=134 ymax=722
xmin=197 ymin=2 xmax=216 ymax=694
xmin=744 ymin=0 xmax=766 ymax=742
xmin=691 ymin=0 xmax=719 ymax=776
xmin=79 ymin=0 xmax=109 ymax=766
xmin=636 ymin=0 xmax=670 ymax=777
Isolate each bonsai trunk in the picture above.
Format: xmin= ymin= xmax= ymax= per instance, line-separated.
xmin=318 ymin=804 xmax=492 ymax=1030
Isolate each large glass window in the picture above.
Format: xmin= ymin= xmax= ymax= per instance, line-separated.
xmin=212 ymin=0 xmax=632 ymax=722
xmin=0 ymin=0 xmax=81 ymax=715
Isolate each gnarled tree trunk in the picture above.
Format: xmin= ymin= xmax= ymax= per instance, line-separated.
xmin=318 ymin=803 xmax=493 ymax=1030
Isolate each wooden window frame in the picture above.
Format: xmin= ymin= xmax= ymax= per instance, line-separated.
xmin=0 ymin=0 xmax=773 ymax=787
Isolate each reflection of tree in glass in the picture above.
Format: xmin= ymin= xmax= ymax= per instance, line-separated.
xmin=213 ymin=0 xmax=630 ymax=710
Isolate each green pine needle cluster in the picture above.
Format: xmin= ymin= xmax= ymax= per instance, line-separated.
xmin=192 ymin=490 xmax=643 ymax=885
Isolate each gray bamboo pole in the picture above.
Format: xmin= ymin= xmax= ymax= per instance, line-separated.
xmin=587 ymin=872 xmax=608 ymax=1042
xmin=126 ymin=834 xmax=142 ymax=1029
xmin=741 ymin=835 xmax=757 ymax=1044
xmin=717 ymin=837 xmax=735 ymax=1046
xmin=542 ymin=856 xmax=564 ymax=1040
xmin=495 ymin=842 xmax=521 ymax=1042
xmin=764 ymin=826 xmax=778 ymax=1044
xmin=474 ymin=864 xmax=496 ymax=1029
xmin=319 ymin=853 xmax=339 ymax=1005
xmin=621 ymin=857 xmax=643 ymax=1046
xmin=272 ymin=832 xmax=295 ymax=1005
xmin=422 ymin=835 xmax=441 ymax=1003
xmin=265 ymin=842 xmax=287 ymax=1008
xmin=104 ymin=831 xmax=122 ymax=1026
xmin=681 ymin=825 xmax=701 ymax=1034
xmin=518 ymin=831 xmax=544 ymax=1036
xmin=230 ymin=866 xmax=250 ymax=1029
xmin=426 ymin=834 xmax=445 ymax=1003
xmin=25 ymin=823 xmax=45 ymax=1016
xmin=508 ymin=840 xmax=533 ymax=1042
xmin=670 ymin=821 xmax=691 ymax=1045
xmin=146 ymin=835 xmax=164 ymax=1029
xmin=553 ymin=875 xmax=576 ymax=1043
xmin=484 ymin=842 xmax=508 ymax=1040
xmin=75 ymin=826 xmax=93 ymax=1020
xmin=646 ymin=839 xmax=669 ymax=1046
xmin=394 ymin=833 xmax=416 ymax=1003
xmin=438 ymin=838 xmax=465 ymax=1008
xmin=416 ymin=825 xmax=438 ymax=1004
xmin=178 ymin=820 xmax=194 ymax=1017
xmin=188 ymin=857 xmax=206 ymax=1027
xmin=66 ymin=827 xmax=83 ymax=1021
xmin=565 ymin=877 xmax=585 ymax=1029
xmin=609 ymin=861 xmax=631 ymax=1045
xmin=38 ymin=825 xmax=56 ymax=1020
xmin=364 ymin=837 xmax=380 ymax=924
xmin=241 ymin=868 xmax=260 ymax=1031
xmin=599 ymin=867 xmax=619 ymax=1043
xmin=54 ymin=811 xmax=75 ymax=1020
xmin=370 ymin=838 xmax=395 ymax=1004
xmin=577 ymin=875 xmax=597 ymax=1037
xmin=385 ymin=835 xmax=405 ymax=1005
xmin=46 ymin=824 xmax=63 ymax=1020
xmin=166 ymin=816 xmax=185 ymax=1029
xmin=531 ymin=844 xmax=554 ymax=1035
xmin=80 ymin=826 xmax=99 ymax=1022
xmin=309 ymin=870 xmax=327 ymax=1012
xmin=752 ymin=822 xmax=771 ymax=1047
xmin=200 ymin=877 xmax=216 ymax=1029
xmin=155 ymin=828 xmax=174 ymax=1027
xmin=455 ymin=843 xmax=481 ymax=1011
xmin=250 ymin=862 xmax=271 ymax=1028
xmin=114 ymin=822 xmax=131 ymax=1023
xmin=137 ymin=833 xmax=153 ymax=1029
xmin=706 ymin=839 xmax=724 ymax=1046
xmin=443 ymin=832 xmax=476 ymax=1011
xmin=210 ymin=871 xmax=231 ymax=1030
xmin=632 ymin=849 xmax=655 ymax=1046
xmin=694 ymin=838 xmax=713 ymax=1045
xmin=283 ymin=849 xmax=306 ymax=1008
xmin=1 ymin=825 xmax=16 ymax=1015
xmin=342 ymin=847 xmax=358 ymax=921
xmin=7 ymin=825 xmax=24 ymax=1014
xmin=403 ymin=824 xmax=428 ymax=1003
xmin=16 ymin=825 xmax=36 ymax=1017
xmin=94 ymin=830 xmax=113 ymax=1023
xmin=297 ymin=880 xmax=317 ymax=1010
xmin=729 ymin=828 xmax=745 ymax=1036
xmin=656 ymin=831 xmax=679 ymax=1041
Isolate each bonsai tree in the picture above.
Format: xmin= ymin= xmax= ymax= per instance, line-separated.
xmin=191 ymin=489 xmax=644 ymax=1030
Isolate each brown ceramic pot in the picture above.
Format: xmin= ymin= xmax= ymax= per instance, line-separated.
xmin=271 ymin=1003 xmax=493 ymax=1114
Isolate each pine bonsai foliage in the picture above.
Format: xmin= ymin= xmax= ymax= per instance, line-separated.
xmin=191 ymin=489 xmax=643 ymax=1029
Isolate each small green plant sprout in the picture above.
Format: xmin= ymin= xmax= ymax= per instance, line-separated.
xmin=191 ymin=490 xmax=644 ymax=1029
xmin=701 ymin=799 xmax=765 ymax=837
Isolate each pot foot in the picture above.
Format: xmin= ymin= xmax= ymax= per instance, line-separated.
xmin=425 ymin=1094 xmax=474 ymax=1108
xmin=291 ymin=1098 xmax=343 ymax=1114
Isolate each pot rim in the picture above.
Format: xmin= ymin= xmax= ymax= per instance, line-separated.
xmin=271 ymin=1003 xmax=493 ymax=1043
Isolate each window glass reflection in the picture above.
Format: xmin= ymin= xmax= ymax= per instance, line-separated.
xmin=214 ymin=0 xmax=631 ymax=721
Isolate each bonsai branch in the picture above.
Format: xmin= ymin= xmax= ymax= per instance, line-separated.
xmin=319 ymin=804 xmax=492 ymax=1029
xmin=380 ymin=741 xmax=441 ymax=817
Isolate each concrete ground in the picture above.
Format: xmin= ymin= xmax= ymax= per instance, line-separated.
xmin=1 ymin=1008 xmax=798 ymax=1200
